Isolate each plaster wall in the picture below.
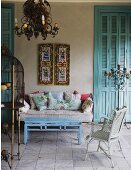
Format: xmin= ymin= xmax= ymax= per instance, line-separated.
xmin=14 ymin=2 xmax=131 ymax=94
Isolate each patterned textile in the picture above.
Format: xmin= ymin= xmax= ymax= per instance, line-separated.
xmin=28 ymin=91 xmax=40 ymax=109
xmin=32 ymin=94 xmax=48 ymax=111
xmin=55 ymin=100 xmax=68 ymax=110
xmin=47 ymin=92 xmax=67 ymax=110
xmin=82 ymin=97 xmax=93 ymax=113
xmin=50 ymin=91 xmax=64 ymax=101
xmin=63 ymin=92 xmax=81 ymax=110
xmin=47 ymin=92 xmax=57 ymax=109
xmin=64 ymin=92 xmax=81 ymax=101
xmin=66 ymin=99 xmax=81 ymax=110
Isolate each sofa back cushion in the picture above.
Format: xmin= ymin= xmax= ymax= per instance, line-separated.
xmin=28 ymin=91 xmax=40 ymax=109
xmin=32 ymin=93 xmax=48 ymax=111
xmin=64 ymin=92 xmax=81 ymax=110
xmin=50 ymin=91 xmax=64 ymax=101
xmin=47 ymin=92 xmax=67 ymax=110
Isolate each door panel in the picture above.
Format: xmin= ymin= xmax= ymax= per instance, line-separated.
xmin=1 ymin=4 xmax=14 ymax=124
xmin=94 ymin=7 xmax=131 ymax=122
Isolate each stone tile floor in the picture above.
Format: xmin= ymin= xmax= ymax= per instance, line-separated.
xmin=1 ymin=123 xmax=131 ymax=170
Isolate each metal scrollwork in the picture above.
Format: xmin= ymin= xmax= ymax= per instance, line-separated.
xmin=15 ymin=0 xmax=59 ymax=40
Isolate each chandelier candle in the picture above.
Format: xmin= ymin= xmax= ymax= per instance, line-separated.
xmin=15 ymin=0 xmax=59 ymax=40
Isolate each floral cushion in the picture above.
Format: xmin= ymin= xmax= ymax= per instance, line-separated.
xmin=55 ymin=100 xmax=68 ymax=110
xmin=82 ymin=97 xmax=93 ymax=113
xmin=64 ymin=92 xmax=81 ymax=101
xmin=66 ymin=99 xmax=81 ymax=110
xmin=47 ymin=92 xmax=67 ymax=110
xmin=48 ymin=93 xmax=58 ymax=109
xmin=50 ymin=91 xmax=64 ymax=101
xmin=64 ymin=92 xmax=72 ymax=101
xmin=32 ymin=94 xmax=48 ymax=111
xmin=64 ymin=92 xmax=81 ymax=110
xmin=28 ymin=91 xmax=40 ymax=109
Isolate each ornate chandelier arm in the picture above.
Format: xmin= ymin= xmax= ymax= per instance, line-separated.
xmin=15 ymin=0 xmax=59 ymax=40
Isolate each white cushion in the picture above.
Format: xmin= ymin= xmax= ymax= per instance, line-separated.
xmin=19 ymin=99 xmax=30 ymax=112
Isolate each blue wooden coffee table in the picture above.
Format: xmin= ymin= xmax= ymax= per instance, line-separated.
xmin=24 ymin=117 xmax=82 ymax=145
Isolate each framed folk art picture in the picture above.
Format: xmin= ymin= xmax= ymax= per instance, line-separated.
xmin=38 ymin=44 xmax=53 ymax=85
xmin=54 ymin=44 xmax=70 ymax=85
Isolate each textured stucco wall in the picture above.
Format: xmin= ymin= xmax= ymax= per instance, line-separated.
xmin=14 ymin=3 xmax=94 ymax=94
xmin=14 ymin=2 xmax=130 ymax=94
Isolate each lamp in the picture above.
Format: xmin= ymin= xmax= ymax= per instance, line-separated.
xmin=105 ymin=64 xmax=131 ymax=109
xmin=15 ymin=0 xmax=59 ymax=40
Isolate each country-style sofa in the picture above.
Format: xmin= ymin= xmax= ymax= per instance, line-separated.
xmin=19 ymin=91 xmax=93 ymax=123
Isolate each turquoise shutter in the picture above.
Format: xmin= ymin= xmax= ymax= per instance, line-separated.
xmin=126 ymin=14 xmax=131 ymax=121
xmin=108 ymin=14 xmax=118 ymax=114
xmin=99 ymin=14 xmax=110 ymax=118
xmin=1 ymin=4 xmax=14 ymax=124
xmin=1 ymin=4 xmax=14 ymax=52
xmin=94 ymin=7 xmax=131 ymax=122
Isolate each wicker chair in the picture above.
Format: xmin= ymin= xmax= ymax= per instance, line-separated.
xmin=85 ymin=107 xmax=128 ymax=168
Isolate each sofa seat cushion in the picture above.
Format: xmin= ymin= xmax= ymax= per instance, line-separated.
xmin=19 ymin=109 xmax=93 ymax=122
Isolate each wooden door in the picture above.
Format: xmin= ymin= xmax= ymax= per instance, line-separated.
xmin=1 ymin=4 xmax=14 ymax=123
xmin=94 ymin=7 xmax=131 ymax=122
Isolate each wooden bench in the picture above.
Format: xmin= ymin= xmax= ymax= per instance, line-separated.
xmin=24 ymin=117 xmax=82 ymax=145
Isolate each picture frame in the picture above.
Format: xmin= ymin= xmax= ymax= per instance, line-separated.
xmin=54 ymin=44 xmax=70 ymax=85
xmin=38 ymin=44 xmax=53 ymax=85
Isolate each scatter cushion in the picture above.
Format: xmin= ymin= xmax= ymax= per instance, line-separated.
xmin=82 ymin=97 xmax=93 ymax=113
xmin=64 ymin=92 xmax=81 ymax=110
xmin=64 ymin=92 xmax=72 ymax=101
xmin=55 ymin=100 xmax=68 ymax=110
xmin=50 ymin=91 xmax=64 ymax=101
xmin=47 ymin=92 xmax=67 ymax=110
xmin=72 ymin=94 xmax=81 ymax=100
xmin=81 ymin=93 xmax=91 ymax=101
xmin=64 ymin=92 xmax=81 ymax=102
xmin=66 ymin=99 xmax=81 ymax=110
xmin=19 ymin=99 xmax=30 ymax=112
xmin=28 ymin=91 xmax=40 ymax=109
xmin=32 ymin=94 xmax=48 ymax=111
xmin=47 ymin=92 xmax=58 ymax=109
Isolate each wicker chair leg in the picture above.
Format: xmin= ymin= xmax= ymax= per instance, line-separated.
xmin=85 ymin=138 xmax=92 ymax=160
xmin=108 ymin=143 xmax=114 ymax=168
xmin=118 ymin=139 xmax=125 ymax=158
xmin=97 ymin=141 xmax=100 ymax=151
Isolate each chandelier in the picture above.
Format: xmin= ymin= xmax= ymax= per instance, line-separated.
xmin=15 ymin=0 xmax=59 ymax=40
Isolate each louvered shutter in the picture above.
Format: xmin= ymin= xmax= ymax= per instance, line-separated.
xmin=94 ymin=8 xmax=131 ymax=122
xmin=1 ymin=4 xmax=14 ymax=123
xmin=99 ymin=14 xmax=109 ymax=119
xmin=1 ymin=4 xmax=14 ymax=52
xmin=126 ymin=14 xmax=131 ymax=121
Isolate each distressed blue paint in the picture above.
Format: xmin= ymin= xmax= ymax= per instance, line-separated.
xmin=94 ymin=6 xmax=131 ymax=122
xmin=24 ymin=117 xmax=82 ymax=145
xmin=1 ymin=4 xmax=14 ymax=124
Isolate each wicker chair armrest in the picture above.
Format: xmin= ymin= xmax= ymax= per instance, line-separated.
xmin=90 ymin=122 xmax=103 ymax=133
xmin=100 ymin=116 xmax=111 ymax=122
